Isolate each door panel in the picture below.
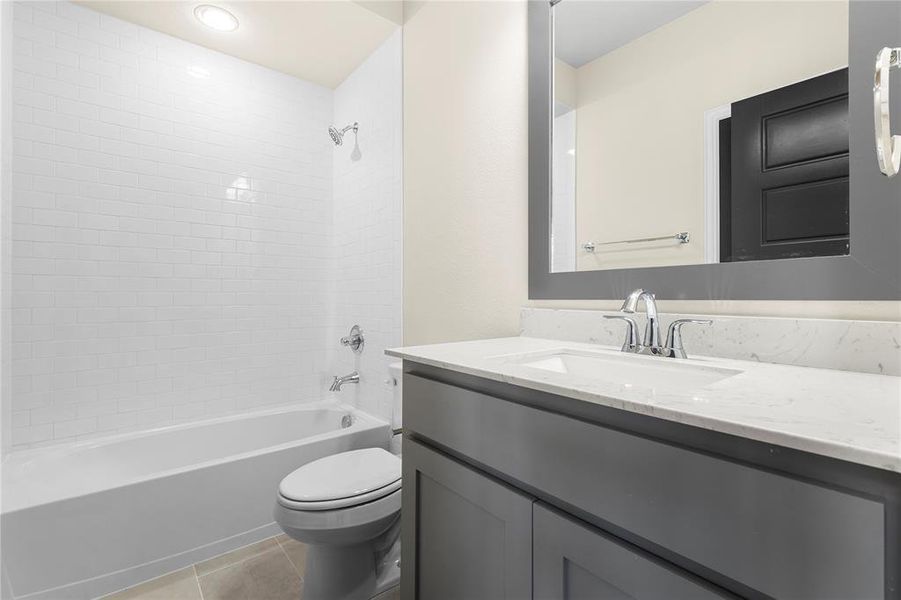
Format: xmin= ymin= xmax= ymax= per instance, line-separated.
xmin=727 ymin=67 xmax=849 ymax=261
xmin=566 ymin=561 xmax=634 ymax=600
xmin=534 ymin=503 xmax=732 ymax=600
xmin=399 ymin=437 xmax=532 ymax=600
xmin=763 ymin=177 xmax=849 ymax=242
xmin=763 ymin=95 xmax=849 ymax=168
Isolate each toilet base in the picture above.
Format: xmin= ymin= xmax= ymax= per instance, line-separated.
xmin=301 ymin=526 xmax=400 ymax=600
xmin=373 ymin=535 xmax=401 ymax=595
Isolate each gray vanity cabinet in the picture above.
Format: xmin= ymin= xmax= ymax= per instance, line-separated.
xmin=400 ymin=437 xmax=533 ymax=600
xmin=533 ymin=503 xmax=730 ymax=600
xmin=400 ymin=363 xmax=900 ymax=600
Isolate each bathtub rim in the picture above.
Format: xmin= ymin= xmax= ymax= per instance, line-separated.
xmin=1 ymin=400 xmax=389 ymax=514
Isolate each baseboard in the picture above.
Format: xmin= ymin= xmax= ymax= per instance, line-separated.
xmin=14 ymin=522 xmax=282 ymax=600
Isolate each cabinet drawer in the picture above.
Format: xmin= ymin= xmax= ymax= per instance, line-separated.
xmin=534 ymin=502 xmax=731 ymax=599
xmin=404 ymin=372 xmax=886 ymax=599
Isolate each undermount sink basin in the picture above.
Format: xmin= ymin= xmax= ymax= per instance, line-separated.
xmin=506 ymin=349 xmax=742 ymax=393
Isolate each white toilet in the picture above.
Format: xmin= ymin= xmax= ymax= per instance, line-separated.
xmin=274 ymin=364 xmax=403 ymax=600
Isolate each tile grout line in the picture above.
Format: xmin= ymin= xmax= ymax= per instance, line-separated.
xmin=191 ymin=565 xmax=205 ymax=600
xmin=275 ymin=536 xmax=305 ymax=583
xmin=97 ymin=565 xmax=195 ymax=600
xmin=192 ymin=538 xmax=280 ymax=578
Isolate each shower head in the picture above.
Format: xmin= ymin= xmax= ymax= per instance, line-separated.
xmin=328 ymin=122 xmax=358 ymax=146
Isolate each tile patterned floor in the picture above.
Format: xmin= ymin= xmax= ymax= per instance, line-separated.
xmin=102 ymin=535 xmax=400 ymax=600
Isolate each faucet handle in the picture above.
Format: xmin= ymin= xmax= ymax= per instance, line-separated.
xmin=664 ymin=319 xmax=712 ymax=359
xmin=603 ymin=314 xmax=639 ymax=352
xmin=340 ymin=325 xmax=364 ymax=354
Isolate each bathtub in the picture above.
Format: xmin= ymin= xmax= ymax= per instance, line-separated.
xmin=0 ymin=402 xmax=390 ymax=600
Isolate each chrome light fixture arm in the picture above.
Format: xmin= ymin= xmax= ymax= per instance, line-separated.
xmin=875 ymin=47 xmax=901 ymax=177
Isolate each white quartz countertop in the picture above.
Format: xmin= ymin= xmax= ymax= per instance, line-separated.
xmin=386 ymin=337 xmax=901 ymax=473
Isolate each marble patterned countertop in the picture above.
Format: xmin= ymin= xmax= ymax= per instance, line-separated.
xmin=386 ymin=337 xmax=901 ymax=473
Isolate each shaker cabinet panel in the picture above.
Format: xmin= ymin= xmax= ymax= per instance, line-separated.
xmin=400 ymin=437 xmax=533 ymax=600
xmin=533 ymin=503 xmax=731 ymax=600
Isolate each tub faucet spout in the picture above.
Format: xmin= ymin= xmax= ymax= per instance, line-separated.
xmin=330 ymin=371 xmax=359 ymax=392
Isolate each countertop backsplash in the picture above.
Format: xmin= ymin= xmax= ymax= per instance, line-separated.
xmin=521 ymin=308 xmax=901 ymax=376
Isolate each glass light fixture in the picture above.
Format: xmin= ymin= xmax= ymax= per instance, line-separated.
xmin=193 ymin=5 xmax=239 ymax=32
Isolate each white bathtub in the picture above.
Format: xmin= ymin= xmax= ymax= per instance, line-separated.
xmin=0 ymin=402 xmax=390 ymax=600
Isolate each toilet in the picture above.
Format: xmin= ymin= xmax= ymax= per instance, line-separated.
xmin=274 ymin=364 xmax=404 ymax=600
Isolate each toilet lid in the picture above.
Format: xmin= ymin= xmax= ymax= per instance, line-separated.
xmin=279 ymin=448 xmax=401 ymax=503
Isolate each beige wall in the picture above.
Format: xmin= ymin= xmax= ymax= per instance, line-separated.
xmin=571 ymin=1 xmax=848 ymax=271
xmin=554 ymin=58 xmax=576 ymax=109
xmin=402 ymin=0 xmax=529 ymax=345
xmin=400 ymin=0 xmax=899 ymax=341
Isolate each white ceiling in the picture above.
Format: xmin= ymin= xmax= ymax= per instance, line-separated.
xmin=554 ymin=0 xmax=708 ymax=68
xmin=77 ymin=1 xmax=401 ymax=89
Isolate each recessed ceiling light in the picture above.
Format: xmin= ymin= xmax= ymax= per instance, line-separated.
xmin=194 ymin=5 xmax=239 ymax=32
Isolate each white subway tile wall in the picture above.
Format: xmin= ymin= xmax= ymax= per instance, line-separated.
xmin=9 ymin=2 xmax=343 ymax=448
xmin=328 ymin=31 xmax=403 ymax=424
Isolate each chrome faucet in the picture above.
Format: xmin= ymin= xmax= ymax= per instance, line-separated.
xmin=329 ymin=371 xmax=360 ymax=391
xmin=604 ymin=289 xmax=711 ymax=358
xmin=605 ymin=288 xmax=661 ymax=351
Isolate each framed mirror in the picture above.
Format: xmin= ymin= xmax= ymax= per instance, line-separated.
xmin=529 ymin=0 xmax=901 ymax=300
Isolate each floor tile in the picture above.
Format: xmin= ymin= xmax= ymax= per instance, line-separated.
xmin=102 ymin=568 xmax=201 ymax=600
xmin=195 ymin=538 xmax=280 ymax=577
xmin=198 ymin=546 xmax=302 ymax=600
xmin=275 ymin=534 xmax=308 ymax=580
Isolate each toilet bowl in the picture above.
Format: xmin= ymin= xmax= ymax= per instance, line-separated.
xmin=274 ymin=447 xmax=402 ymax=600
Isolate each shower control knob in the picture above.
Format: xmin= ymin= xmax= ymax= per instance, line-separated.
xmin=340 ymin=324 xmax=364 ymax=354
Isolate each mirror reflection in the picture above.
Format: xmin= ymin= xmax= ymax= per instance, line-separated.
xmin=551 ymin=0 xmax=850 ymax=273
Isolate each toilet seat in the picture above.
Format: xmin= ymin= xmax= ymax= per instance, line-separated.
xmin=278 ymin=479 xmax=402 ymax=511
xmin=278 ymin=448 xmax=401 ymax=511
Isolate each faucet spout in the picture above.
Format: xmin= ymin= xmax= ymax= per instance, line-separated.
xmin=329 ymin=371 xmax=360 ymax=392
xmin=620 ymin=288 xmax=661 ymax=350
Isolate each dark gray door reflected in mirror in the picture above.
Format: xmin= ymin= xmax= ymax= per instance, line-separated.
xmin=724 ymin=68 xmax=850 ymax=262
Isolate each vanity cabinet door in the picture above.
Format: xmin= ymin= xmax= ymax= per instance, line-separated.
xmin=533 ymin=503 xmax=732 ymax=600
xmin=400 ymin=437 xmax=533 ymax=600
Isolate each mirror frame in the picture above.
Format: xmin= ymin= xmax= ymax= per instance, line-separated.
xmin=529 ymin=0 xmax=901 ymax=300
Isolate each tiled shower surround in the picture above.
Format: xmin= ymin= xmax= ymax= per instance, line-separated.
xmin=7 ymin=2 xmax=401 ymax=449
xmin=329 ymin=30 xmax=403 ymax=424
